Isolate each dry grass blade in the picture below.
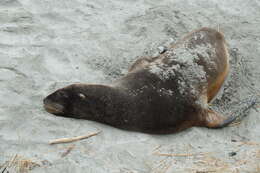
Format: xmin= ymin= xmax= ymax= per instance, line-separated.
xmin=160 ymin=161 xmax=173 ymax=173
xmin=0 ymin=163 xmax=8 ymax=173
xmin=16 ymin=158 xmax=40 ymax=173
xmin=238 ymin=141 xmax=260 ymax=146
xmin=153 ymin=152 xmax=210 ymax=157
xmin=61 ymin=144 xmax=75 ymax=157
xmin=49 ymin=130 xmax=102 ymax=145
xmin=196 ymin=170 xmax=216 ymax=173
xmin=0 ymin=155 xmax=39 ymax=173
xmin=229 ymin=121 xmax=241 ymax=127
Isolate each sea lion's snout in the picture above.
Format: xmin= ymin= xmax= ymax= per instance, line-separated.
xmin=43 ymin=98 xmax=65 ymax=115
xmin=43 ymin=89 xmax=71 ymax=115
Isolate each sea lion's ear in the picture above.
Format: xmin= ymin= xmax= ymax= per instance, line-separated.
xmin=78 ymin=93 xmax=86 ymax=99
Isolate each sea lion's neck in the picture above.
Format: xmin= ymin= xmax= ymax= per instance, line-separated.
xmin=70 ymin=84 xmax=133 ymax=127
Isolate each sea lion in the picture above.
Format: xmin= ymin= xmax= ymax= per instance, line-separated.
xmin=43 ymin=27 xmax=235 ymax=134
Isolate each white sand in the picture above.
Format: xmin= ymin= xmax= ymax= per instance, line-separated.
xmin=0 ymin=0 xmax=260 ymax=172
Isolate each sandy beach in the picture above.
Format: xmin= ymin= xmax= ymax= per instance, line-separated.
xmin=0 ymin=0 xmax=260 ymax=172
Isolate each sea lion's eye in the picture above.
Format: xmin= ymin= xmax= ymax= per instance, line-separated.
xmin=78 ymin=93 xmax=86 ymax=99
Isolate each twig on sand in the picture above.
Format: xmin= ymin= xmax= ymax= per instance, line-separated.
xmin=49 ymin=130 xmax=102 ymax=145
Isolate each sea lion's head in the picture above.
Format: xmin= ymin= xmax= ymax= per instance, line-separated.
xmin=43 ymin=84 xmax=125 ymax=119
xmin=43 ymin=86 xmax=74 ymax=116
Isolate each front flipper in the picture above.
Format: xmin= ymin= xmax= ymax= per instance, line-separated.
xmin=128 ymin=56 xmax=153 ymax=72
xmin=201 ymin=109 xmax=236 ymax=128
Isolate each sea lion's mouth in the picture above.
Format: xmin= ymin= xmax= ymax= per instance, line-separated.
xmin=44 ymin=102 xmax=64 ymax=114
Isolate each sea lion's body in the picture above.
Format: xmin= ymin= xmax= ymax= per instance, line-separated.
xmin=44 ymin=27 xmax=234 ymax=134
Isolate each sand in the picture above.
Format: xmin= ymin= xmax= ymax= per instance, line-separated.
xmin=0 ymin=0 xmax=260 ymax=172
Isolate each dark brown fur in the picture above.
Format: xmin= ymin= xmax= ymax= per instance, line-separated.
xmin=43 ymin=27 xmax=235 ymax=134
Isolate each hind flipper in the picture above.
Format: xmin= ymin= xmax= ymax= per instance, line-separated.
xmin=201 ymin=109 xmax=236 ymax=129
